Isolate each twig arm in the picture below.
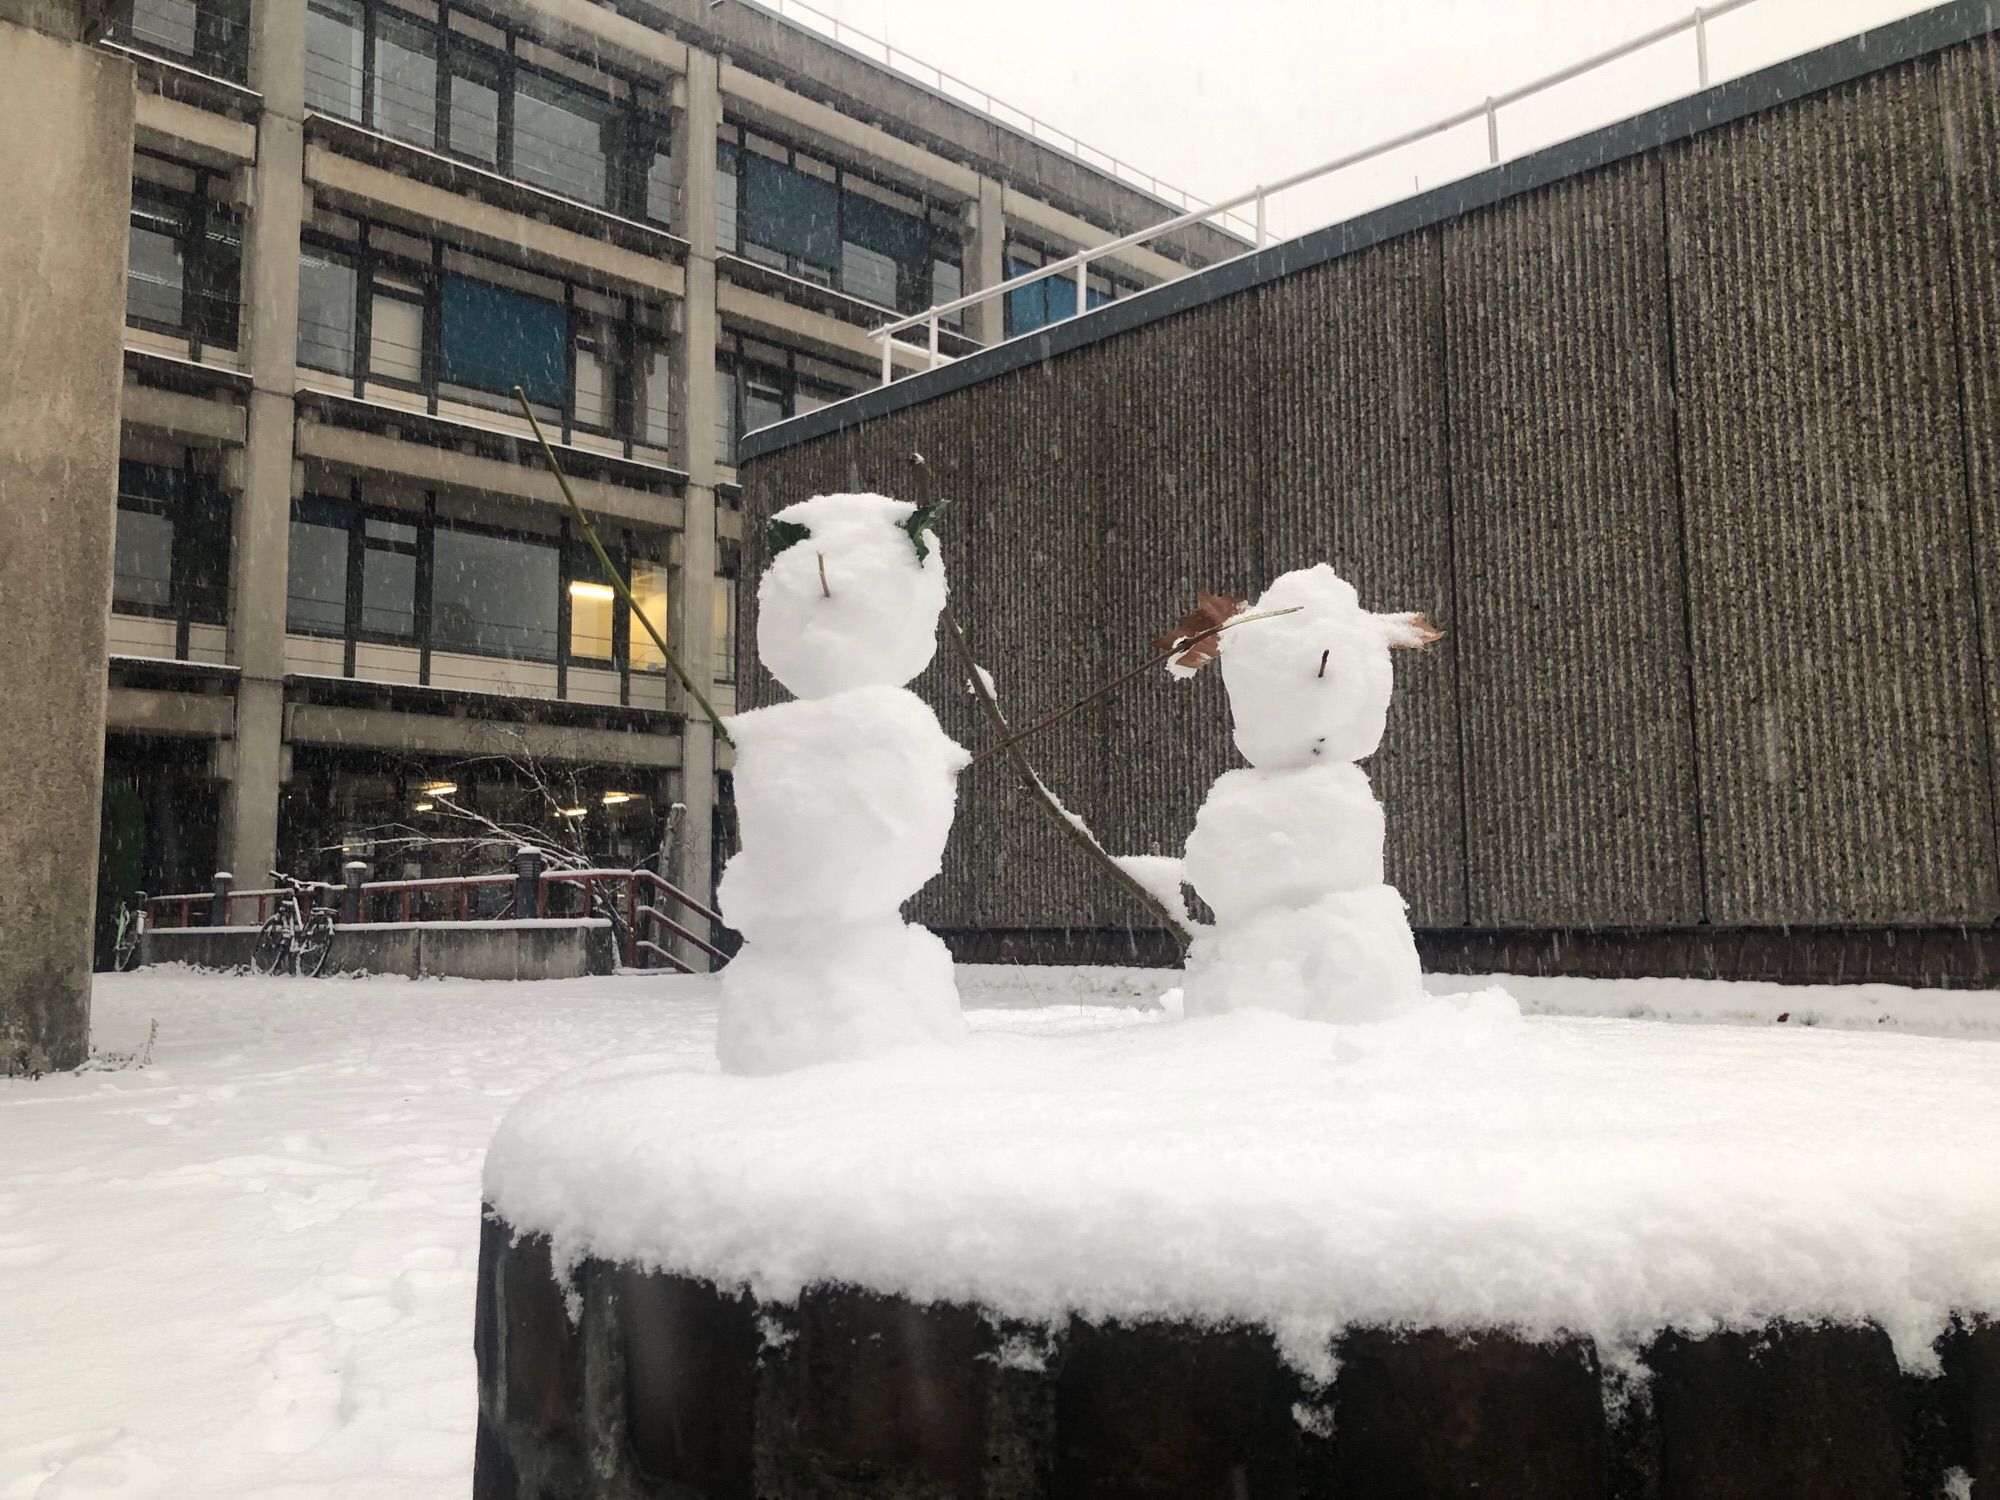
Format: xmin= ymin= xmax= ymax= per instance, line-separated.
xmin=942 ymin=608 xmax=1192 ymax=953
xmin=513 ymin=388 xmax=733 ymax=748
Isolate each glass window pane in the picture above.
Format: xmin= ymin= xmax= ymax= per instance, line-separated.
xmin=181 ymin=487 xmax=231 ymax=625
xmin=743 ymin=372 xmax=784 ymax=437
xmin=127 ymin=0 xmax=197 ymax=59
xmin=742 ymin=155 xmax=839 ymax=270
xmin=645 ymin=141 xmax=674 ymax=227
xmin=304 ymin=0 xmax=364 ymax=120
xmin=933 ymin=258 xmax=962 ymax=328
xmin=297 ymin=249 xmax=357 ymax=373
xmin=840 ymin=241 xmax=897 ymax=308
xmin=573 ymin=339 xmax=612 ymax=431
xmin=1004 ymin=256 xmax=1046 ymax=336
xmin=629 ymin=561 xmax=669 ymax=672
xmin=640 ymin=347 xmax=673 ymax=447
xmin=716 ymin=142 xmax=738 ymax=254
xmin=360 ymin=547 xmax=416 ymax=638
xmin=113 ymin=505 xmax=175 ymax=614
xmin=286 ymin=513 xmax=350 ymax=635
xmin=1045 ymin=269 xmax=1078 ymax=324
xmin=448 ymin=54 xmax=500 ymax=165
xmin=432 ymin=528 xmax=559 ymax=661
xmin=370 ymin=294 xmax=425 ymax=384
xmin=712 ymin=575 xmax=737 ymax=684
xmin=568 ymin=574 xmax=616 ymax=663
xmin=714 ymin=367 xmax=737 ymax=467
xmin=373 ymin=14 xmax=437 ymax=150
xmin=513 ymin=71 xmax=609 ymax=207
xmin=438 ymin=275 xmax=565 ymax=406
xmin=127 ymin=222 xmax=185 ymax=329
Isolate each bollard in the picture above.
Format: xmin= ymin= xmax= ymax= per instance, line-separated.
xmin=342 ymin=861 xmax=369 ymax=924
xmin=514 ymin=846 xmax=544 ymax=920
xmin=210 ymin=871 xmax=233 ymax=928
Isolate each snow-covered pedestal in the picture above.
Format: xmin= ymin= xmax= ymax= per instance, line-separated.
xmin=475 ymin=1002 xmax=2000 ymax=1499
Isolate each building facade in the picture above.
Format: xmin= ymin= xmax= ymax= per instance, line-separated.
xmin=94 ymin=0 xmax=1237 ymax=952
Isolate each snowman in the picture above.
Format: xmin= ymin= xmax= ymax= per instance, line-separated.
xmin=1178 ymin=564 xmax=1440 ymax=1023
xmin=714 ymin=491 xmax=968 ymax=1075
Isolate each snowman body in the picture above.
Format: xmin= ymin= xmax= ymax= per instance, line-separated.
xmin=1180 ymin=565 xmax=1428 ymax=1023
xmin=715 ymin=493 xmax=968 ymax=1075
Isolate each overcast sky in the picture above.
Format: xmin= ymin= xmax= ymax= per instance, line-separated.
xmin=789 ymin=0 xmax=1943 ymax=237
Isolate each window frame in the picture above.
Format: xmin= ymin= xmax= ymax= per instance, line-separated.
xmin=126 ymin=153 xmax=243 ymax=360
xmin=114 ymin=455 xmax=232 ymax=654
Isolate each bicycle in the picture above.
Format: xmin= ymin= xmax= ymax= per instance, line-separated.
xmin=110 ymin=891 xmax=148 ymax=973
xmin=251 ymin=873 xmax=338 ymax=978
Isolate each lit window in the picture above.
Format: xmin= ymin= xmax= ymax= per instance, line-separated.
xmin=568 ymin=576 xmax=617 ymax=664
xmin=629 ymin=561 xmax=669 ymax=672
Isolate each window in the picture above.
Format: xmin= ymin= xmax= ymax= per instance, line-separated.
xmin=712 ymin=574 xmax=738 ymax=684
xmin=933 ymin=257 xmax=963 ymax=329
xmin=112 ymin=0 xmax=250 ymax=82
xmin=1004 ymin=245 xmax=1123 ymax=336
xmin=715 ymin=339 xmax=867 ymax=466
xmin=287 ymin=498 xmax=353 ymax=636
xmin=116 ymin=461 xmax=229 ymax=627
xmin=126 ymin=165 xmax=242 ymax=351
xmin=568 ymin=554 xmax=617 ymax=664
xmin=298 ymin=249 xmax=358 ymax=373
xmin=629 ymin=561 xmax=669 ymax=673
xmin=305 ymin=0 xmax=365 ymax=120
xmin=360 ymin=517 xmax=418 ymax=639
xmin=447 ymin=48 xmax=503 ymax=165
xmin=716 ymin=141 xmax=739 ymax=254
xmin=127 ymin=213 xmax=185 ymax=330
xmin=373 ymin=13 xmax=438 ymax=150
xmin=432 ymin=527 xmax=560 ymax=661
xmin=639 ymin=347 xmax=674 ymax=448
xmin=369 ymin=289 xmax=426 ymax=384
xmin=437 ymin=273 xmax=565 ymax=409
xmin=742 ymin=153 xmax=840 ymax=274
xmin=840 ymin=190 xmax=926 ymax=308
xmin=514 ymin=70 xmax=610 ymax=208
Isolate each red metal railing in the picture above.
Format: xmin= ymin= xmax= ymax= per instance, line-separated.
xmin=146 ymin=865 xmax=732 ymax=973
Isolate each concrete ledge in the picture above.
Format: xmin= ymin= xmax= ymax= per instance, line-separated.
xmin=143 ymin=921 xmax=616 ymax=980
xmin=473 ymin=1224 xmax=1999 ymax=1499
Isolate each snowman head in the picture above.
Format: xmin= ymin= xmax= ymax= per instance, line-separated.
xmin=757 ymin=491 xmax=949 ymax=697
xmin=1220 ymin=564 xmax=1439 ymax=768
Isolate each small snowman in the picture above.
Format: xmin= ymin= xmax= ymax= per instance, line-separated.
xmin=715 ymin=492 xmax=968 ymax=1075
xmin=1177 ymin=565 xmax=1440 ymax=1023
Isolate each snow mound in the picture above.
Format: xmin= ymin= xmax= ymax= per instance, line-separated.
xmin=484 ymin=997 xmax=2000 ymax=1378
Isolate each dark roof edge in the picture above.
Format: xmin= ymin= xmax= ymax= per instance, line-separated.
xmin=740 ymin=0 xmax=1999 ymax=465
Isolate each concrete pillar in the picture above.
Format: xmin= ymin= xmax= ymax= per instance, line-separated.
xmin=221 ymin=0 xmax=308 ymax=883
xmin=0 ymin=16 xmax=134 ymax=1074
xmin=669 ymin=47 xmax=723 ymax=919
xmin=965 ymin=176 xmax=1009 ymax=347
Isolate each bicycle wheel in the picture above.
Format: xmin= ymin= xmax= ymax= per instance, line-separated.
xmin=296 ymin=912 xmax=336 ymax=979
xmin=251 ymin=913 xmax=291 ymax=976
xmin=114 ymin=926 xmax=142 ymax=972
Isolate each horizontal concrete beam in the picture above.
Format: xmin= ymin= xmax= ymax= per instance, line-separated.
xmin=135 ymin=88 xmax=256 ymax=165
xmin=304 ymin=145 xmax=687 ymax=302
xmin=287 ymin=700 xmax=681 ymax=768
xmin=721 ymin=61 xmax=978 ymax=201
xmin=121 ymin=379 xmax=246 ymax=444
xmin=295 ymin=419 xmax=686 ymax=532
xmin=1004 ymin=187 xmax=1191 ymax=285
xmin=480 ymin=0 xmax=689 ymax=77
xmin=106 ymin=684 xmax=235 ymax=738
xmin=716 ymin=278 xmax=879 ymax=367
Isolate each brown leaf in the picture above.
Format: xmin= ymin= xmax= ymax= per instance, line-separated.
xmin=1150 ymin=590 xmax=1245 ymax=673
xmin=1381 ymin=610 xmax=1445 ymax=650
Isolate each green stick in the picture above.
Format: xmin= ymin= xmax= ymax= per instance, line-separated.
xmin=513 ymin=387 xmax=732 ymax=748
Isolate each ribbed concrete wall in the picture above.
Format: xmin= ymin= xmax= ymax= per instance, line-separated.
xmin=1668 ymin=62 xmax=1998 ymax=925
xmin=742 ymin=27 xmax=2000 ymax=957
xmin=1444 ymin=157 xmax=1703 ymax=928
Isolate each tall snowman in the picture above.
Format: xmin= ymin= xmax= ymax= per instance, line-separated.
xmin=1179 ymin=565 xmax=1440 ymax=1023
xmin=715 ymin=492 xmax=967 ymax=1075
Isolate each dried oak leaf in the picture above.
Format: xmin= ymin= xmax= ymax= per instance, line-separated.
xmin=1150 ymin=590 xmax=1245 ymax=674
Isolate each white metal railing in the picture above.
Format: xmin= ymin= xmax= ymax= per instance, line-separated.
xmin=736 ymin=0 xmax=1257 ymax=239
xmin=866 ymin=0 xmax=1760 ymax=385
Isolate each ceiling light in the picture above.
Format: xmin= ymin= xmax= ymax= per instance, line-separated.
xmin=569 ymin=581 xmax=616 ymax=601
xmin=560 ymin=806 xmax=588 ymax=819
xmin=422 ymin=781 xmax=457 ymax=796
xmin=413 ymin=800 xmax=435 ymax=813
xmin=601 ymin=791 xmax=634 ymax=805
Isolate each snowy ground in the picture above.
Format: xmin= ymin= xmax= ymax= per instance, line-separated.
xmin=3 ymin=964 xmax=1997 ymax=1498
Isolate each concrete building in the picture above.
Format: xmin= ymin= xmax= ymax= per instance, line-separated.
xmin=90 ymin=0 xmax=1237 ymax=953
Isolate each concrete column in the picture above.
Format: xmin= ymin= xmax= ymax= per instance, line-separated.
xmin=221 ymin=0 xmax=308 ymax=884
xmin=965 ymin=176 xmax=1008 ymax=347
xmin=0 ymin=16 xmax=133 ymax=1074
xmin=668 ymin=47 xmax=723 ymax=918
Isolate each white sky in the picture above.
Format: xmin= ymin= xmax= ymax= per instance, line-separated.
xmin=787 ymin=0 xmax=1946 ymax=238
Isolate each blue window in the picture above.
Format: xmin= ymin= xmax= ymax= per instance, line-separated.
xmin=742 ymin=155 xmax=840 ymax=272
xmin=437 ymin=275 xmax=566 ymax=408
